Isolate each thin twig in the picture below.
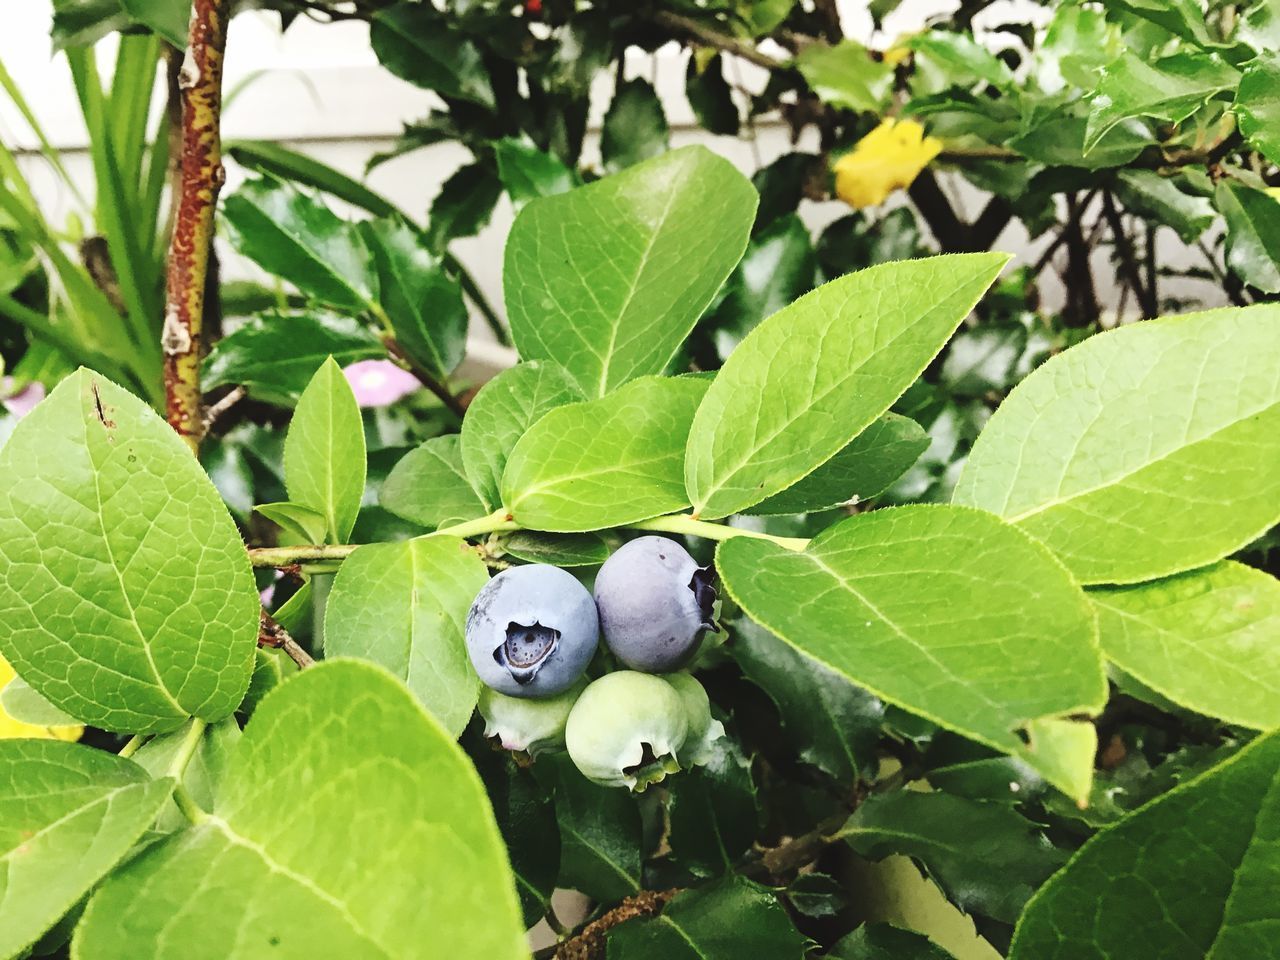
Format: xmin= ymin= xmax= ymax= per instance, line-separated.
xmin=650 ymin=10 xmax=785 ymax=70
xmin=383 ymin=336 xmax=468 ymax=418
xmin=202 ymin=385 xmax=245 ymax=432
xmin=163 ymin=0 xmax=229 ymax=453
xmin=554 ymin=889 xmax=681 ymax=960
xmin=258 ymin=609 xmax=316 ymax=670
xmin=1100 ymin=190 xmax=1157 ymax=317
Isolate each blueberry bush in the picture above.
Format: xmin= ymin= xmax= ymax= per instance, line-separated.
xmin=1 ymin=2 xmax=1279 ymax=959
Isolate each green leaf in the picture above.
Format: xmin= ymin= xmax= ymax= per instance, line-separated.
xmin=1091 ymin=561 xmax=1280 ymax=730
xmin=470 ymin=747 xmax=560 ymax=928
xmin=830 ymin=924 xmax=956 ymax=959
xmin=502 ymin=376 xmax=708 ymax=532
xmin=460 ymin=361 xmax=584 ymax=510
xmin=1009 ymin=111 xmax=1154 ymax=169
xmin=325 ymin=537 xmax=489 ymax=736
xmin=494 ymin=138 xmax=579 ymax=210
xmin=0 ymin=676 xmax=80 ymax=727
xmin=1113 ymin=169 xmax=1215 ymax=243
xmin=380 ymin=436 xmax=485 ymax=530
xmin=500 ymin=531 xmax=611 ymax=567
xmin=426 ymin=162 xmax=502 ymax=253
xmin=254 ymin=501 xmax=329 ymax=544
xmin=542 ymin=754 xmax=642 ymax=902
xmin=601 ymin=78 xmax=670 ymax=172
xmin=745 ymin=413 xmax=929 ymax=516
xmin=51 ymin=0 xmax=130 ymax=48
xmin=1085 ymin=50 xmax=1238 ymax=152
xmin=1216 ymin=180 xmax=1280 ymax=293
xmin=203 ymin=311 xmax=384 ymax=407
xmin=707 ymin=213 xmax=816 ymax=360
xmin=75 ymin=661 xmax=528 ymax=959
xmin=731 ymin=617 xmax=884 ymax=782
xmin=686 ymin=254 xmax=1007 ymax=520
xmin=786 ymin=873 xmax=847 ymax=918
xmin=222 ymin=178 xmax=376 ymax=314
xmin=284 ymin=357 xmax=367 ymax=543
xmin=363 ymin=218 xmax=467 ymax=377
xmin=908 ymin=31 xmax=1014 ymax=89
xmin=119 ymin=0 xmax=187 ymax=45
xmin=504 ymin=146 xmax=757 ymax=398
xmin=1009 ymin=730 xmax=1280 ymax=960
xmin=685 ymin=54 xmax=740 ymax=136
xmin=797 ymin=40 xmax=892 ymax=113
xmin=954 ymin=305 xmax=1280 ymax=583
xmin=667 ymin=737 xmax=757 ymax=877
xmin=606 ymin=876 xmax=808 ymax=959
xmin=719 ymin=506 xmax=1105 ymax=802
xmin=838 ymin=791 xmax=1065 ymax=924
xmin=369 ymin=6 xmax=495 ymax=108
xmin=131 ymin=717 xmax=241 ymax=834
xmin=0 ymin=370 xmax=258 ymax=733
xmin=242 ymin=647 xmax=296 ymax=717
xmin=1101 ymin=0 xmax=1217 ymax=48
xmin=0 ymin=741 xmax=173 ymax=959
xmin=1235 ymin=55 xmax=1280 ymax=164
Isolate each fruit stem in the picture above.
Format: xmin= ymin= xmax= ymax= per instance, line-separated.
xmin=628 ymin=515 xmax=809 ymax=551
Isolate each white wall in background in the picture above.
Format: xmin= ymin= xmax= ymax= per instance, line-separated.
xmin=0 ymin=0 xmax=1224 ymax=358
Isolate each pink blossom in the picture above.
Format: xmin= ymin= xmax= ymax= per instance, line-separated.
xmin=1 ymin=379 xmax=45 ymax=419
xmin=342 ymin=359 xmax=420 ymax=408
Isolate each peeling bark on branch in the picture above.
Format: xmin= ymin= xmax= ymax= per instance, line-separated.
xmin=163 ymin=0 xmax=228 ymax=452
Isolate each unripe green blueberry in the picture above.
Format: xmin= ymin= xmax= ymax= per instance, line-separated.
xmin=663 ymin=672 xmax=725 ymax=767
xmin=565 ymin=671 xmax=689 ymax=790
xmin=478 ymin=678 xmax=586 ymax=756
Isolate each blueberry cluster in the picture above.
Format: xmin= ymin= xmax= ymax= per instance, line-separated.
xmin=465 ymin=536 xmax=723 ymax=789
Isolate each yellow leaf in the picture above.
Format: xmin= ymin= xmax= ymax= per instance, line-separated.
xmin=834 ymin=118 xmax=943 ymax=209
xmin=0 ymin=654 xmax=83 ymax=742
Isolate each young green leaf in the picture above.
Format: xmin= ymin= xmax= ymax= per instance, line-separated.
xmin=502 ymin=376 xmax=708 ymax=532
xmin=324 ymin=536 xmax=489 ymax=736
xmin=460 ymin=361 xmax=583 ymax=511
xmin=0 ymin=370 xmax=258 ymax=733
xmin=837 ymin=791 xmax=1064 ymax=924
xmin=0 ymin=675 xmax=81 ymax=727
xmin=363 ymin=218 xmax=467 ymax=376
xmin=0 ymin=740 xmax=173 ymax=959
xmin=797 ymin=40 xmax=892 ymax=113
xmin=1010 ymin=730 xmax=1280 ymax=960
xmin=75 ymin=661 xmax=528 ymax=960
xmin=284 ymin=357 xmax=367 ymax=542
xmin=380 ymin=436 xmax=486 ymax=530
xmin=1092 ymin=562 xmax=1280 ymax=730
xmin=221 ymin=178 xmax=376 ymax=313
xmin=687 ymin=253 xmax=1007 ymax=520
xmin=504 ymin=146 xmax=757 ymax=397
xmin=718 ymin=506 xmax=1105 ymax=802
xmin=744 ymin=413 xmax=929 ymax=515
xmin=203 ymin=311 xmax=384 ymax=407
xmin=607 ymin=876 xmax=808 ymax=960
xmin=954 ymin=305 xmax=1280 ymax=583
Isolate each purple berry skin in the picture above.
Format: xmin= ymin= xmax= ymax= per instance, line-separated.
xmin=466 ymin=564 xmax=599 ymax=698
xmin=593 ymin=536 xmax=717 ymax=673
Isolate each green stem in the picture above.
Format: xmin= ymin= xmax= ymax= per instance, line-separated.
xmin=118 ymin=734 xmax=147 ymax=759
xmin=167 ymin=717 xmax=208 ymax=780
xmin=628 ymin=515 xmax=809 ymax=551
xmin=435 ymin=510 xmax=520 ymax=540
xmin=249 ymin=543 xmax=360 ymax=567
xmin=172 ymin=782 xmax=208 ymax=825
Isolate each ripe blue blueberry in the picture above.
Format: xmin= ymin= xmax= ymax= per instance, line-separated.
xmin=565 ymin=671 xmax=689 ymax=790
xmin=466 ymin=564 xmax=599 ymax=698
xmin=593 ymin=536 xmax=717 ymax=673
